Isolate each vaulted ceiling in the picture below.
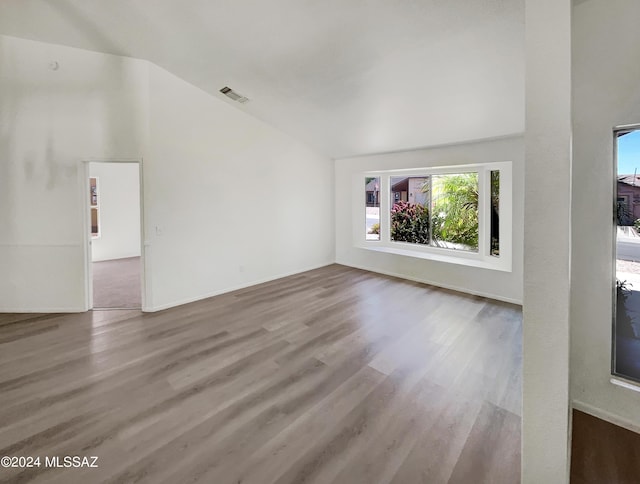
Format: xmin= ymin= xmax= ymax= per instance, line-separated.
xmin=0 ymin=0 xmax=524 ymax=158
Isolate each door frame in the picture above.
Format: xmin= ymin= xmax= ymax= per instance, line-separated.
xmin=81 ymin=158 xmax=147 ymax=311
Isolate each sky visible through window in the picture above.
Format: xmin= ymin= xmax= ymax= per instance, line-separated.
xmin=618 ymin=130 xmax=640 ymax=175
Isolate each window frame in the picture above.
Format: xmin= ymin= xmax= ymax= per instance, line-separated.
xmin=356 ymin=161 xmax=512 ymax=272
xmin=612 ymin=124 xmax=640 ymax=385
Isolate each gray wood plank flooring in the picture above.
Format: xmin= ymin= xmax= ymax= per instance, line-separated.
xmin=0 ymin=264 xmax=521 ymax=484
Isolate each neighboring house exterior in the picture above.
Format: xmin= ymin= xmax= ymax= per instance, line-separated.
xmin=365 ymin=178 xmax=380 ymax=207
xmin=617 ymin=175 xmax=640 ymax=225
xmin=391 ymin=177 xmax=429 ymax=206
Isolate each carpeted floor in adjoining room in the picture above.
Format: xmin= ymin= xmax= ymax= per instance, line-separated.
xmin=93 ymin=256 xmax=141 ymax=309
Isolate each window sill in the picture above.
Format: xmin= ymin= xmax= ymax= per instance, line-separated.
xmin=610 ymin=376 xmax=640 ymax=393
xmin=359 ymin=244 xmax=511 ymax=272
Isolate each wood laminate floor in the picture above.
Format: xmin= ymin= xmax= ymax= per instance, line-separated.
xmin=0 ymin=264 xmax=522 ymax=484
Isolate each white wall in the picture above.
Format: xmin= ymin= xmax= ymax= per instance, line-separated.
xmin=89 ymin=162 xmax=141 ymax=262
xmin=0 ymin=35 xmax=334 ymax=313
xmin=334 ymin=136 xmax=524 ymax=304
xmin=144 ymin=64 xmax=334 ymax=311
xmin=571 ymin=0 xmax=640 ymax=430
xmin=0 ymin=35 xmax=148 ymax=312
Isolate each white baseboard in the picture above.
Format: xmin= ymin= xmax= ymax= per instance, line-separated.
xmin=336 ymin=262 xmax=523 ymax=305
xmin=92 ymin=254 xmax=142 ymax=263
xmin=144 ymin=261 xmax=334 ymax=312
xmin=0 ymin=307 xmax=86 ymax=313
xmin=572 ymin=399 xmax=640 ymax=434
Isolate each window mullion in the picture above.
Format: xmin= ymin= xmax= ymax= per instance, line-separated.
xmin=380 ymin=175 xmax=390 ymax=245
xmin=477 ymin=168 xmax=487 ymax=258
xmin=428 ymin=175 xmax=434 ymax=247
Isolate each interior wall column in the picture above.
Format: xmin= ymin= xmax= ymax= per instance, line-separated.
xmin=522 ymin=0 xmax=572 ymax=482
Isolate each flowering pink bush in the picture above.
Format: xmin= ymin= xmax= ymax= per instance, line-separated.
xmin=390 ymin=201 xmax=430 ymax=244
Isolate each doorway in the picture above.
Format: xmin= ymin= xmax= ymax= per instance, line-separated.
xmin=85 ymin=160 xmax=144 ymax=310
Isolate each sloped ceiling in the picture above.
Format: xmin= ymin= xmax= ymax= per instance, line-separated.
xmin=0 ymin=0 xmax=524 ymax=158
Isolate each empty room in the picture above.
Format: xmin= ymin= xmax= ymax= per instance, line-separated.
xmin=1 ymin=1 xmax=639 ymax=483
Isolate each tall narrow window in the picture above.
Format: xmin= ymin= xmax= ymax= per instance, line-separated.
xmin=490 ymin=170 xmax=500 ymax=256
xmin=431 ymin=173 xmax=478 ymax=252
xmin=365 ymin=177 xmax=380 ymax=240
xmin=614 ymin=127 xmax=640 ymax=383
xmin=390 ymin=176 xmax=430 ymax=245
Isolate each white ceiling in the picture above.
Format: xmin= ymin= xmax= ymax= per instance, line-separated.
xmin=0 ymin=0 xmax=524 ymax=158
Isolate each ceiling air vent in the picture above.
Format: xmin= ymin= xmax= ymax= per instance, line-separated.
xmin=220 ymin=86 xmax=249 ymax=104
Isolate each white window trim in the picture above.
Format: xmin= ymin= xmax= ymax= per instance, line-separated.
xmin=355 ymin=161 xmax=512 ymax=272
